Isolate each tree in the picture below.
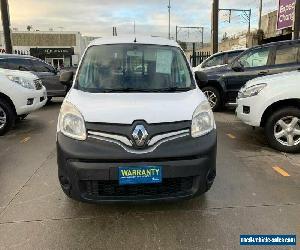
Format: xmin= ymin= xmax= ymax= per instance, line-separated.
xmin=27 ymin=25 xmax=33 ymax=31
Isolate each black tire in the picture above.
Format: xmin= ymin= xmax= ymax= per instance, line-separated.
xmin=202 ymin=86 xmax=222 ymax=111
xmin=0 ymin=98 xmax=15 ymax=136
xmin=265 ymin=107 xmax=300 ymax=153
xmin=47 ymin=97 xmax=52 ymax=104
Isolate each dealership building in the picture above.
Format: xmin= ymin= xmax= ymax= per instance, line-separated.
xmin=0 ymin=31 xmax=97 ymax=68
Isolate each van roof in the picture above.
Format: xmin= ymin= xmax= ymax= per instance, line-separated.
xmin=89 ymin=36 xmax=180 ymax=48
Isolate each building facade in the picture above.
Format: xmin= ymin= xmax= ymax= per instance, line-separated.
xmin=0 ymin=31 xmax=97 ymax=68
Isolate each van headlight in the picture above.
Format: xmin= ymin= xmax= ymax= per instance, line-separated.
xmin=7 ymin=75 xmax=35 ymax=89
xmin=238 ymin=83 xmax=267 ymax=98
xmin=58 ymin=101 xmax=86 ymax=141
xmin=191 ymin=101 xmax=216 ymax=138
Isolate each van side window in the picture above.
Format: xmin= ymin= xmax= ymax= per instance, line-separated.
xmin=275 ymin=45 xmax=299 ymax=65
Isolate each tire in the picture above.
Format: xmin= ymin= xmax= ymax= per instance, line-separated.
xmin=265 ymin=107 xmax=300 ymax=153
xmin=0 ymin=98 xmax=15 ymax=136
xmin=202 ymin=86 xmax=222 ymax=111
xmin=47 ymin=97 xmax=52 ymax=104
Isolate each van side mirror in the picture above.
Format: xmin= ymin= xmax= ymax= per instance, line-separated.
xmin=60 ymin=71 xmax=74 ymax=86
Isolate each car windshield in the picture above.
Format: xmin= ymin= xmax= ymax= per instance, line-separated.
xmin=76 ymin=44 xmax=195 ymax=93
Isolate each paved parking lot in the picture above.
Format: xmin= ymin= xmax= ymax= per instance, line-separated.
xmin=0 ymin=99 xmax=299 ymax=250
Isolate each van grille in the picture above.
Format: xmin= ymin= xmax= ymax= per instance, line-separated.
xmin=80 ymin=177 xmax=194 ymax=199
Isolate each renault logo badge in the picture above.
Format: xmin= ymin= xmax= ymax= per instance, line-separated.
xmin=132 ymin=125 xmax=149 ymax=147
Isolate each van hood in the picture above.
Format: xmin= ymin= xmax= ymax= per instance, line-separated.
xmin=66 ymin=89 xmax=206 ymax=124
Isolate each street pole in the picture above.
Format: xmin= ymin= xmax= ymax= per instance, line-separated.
xmin=175 ymin=25 xmax=178 ymax=42
xmin=192 ymin=42 xmax=196 ymax=67
xmin=201 ymin=27 xmax=204 ymax=48
xmin=248 ymin=9 xmax=252 ymax=34
xmin=212 ymin=0 xmax=219 ymax=53
xmin=258 ymin=0 xmax=263 ymax=30
xmin=0 ymin=0 xmax=13 ymax=54
xmin=168 ymin=0 xmax=171 ymax=39
xmin=294 ymin=0 xmax=300 ymax=40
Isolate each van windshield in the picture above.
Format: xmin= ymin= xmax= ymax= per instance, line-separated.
xmin=76 ymin=44 xmax=195 ymax=93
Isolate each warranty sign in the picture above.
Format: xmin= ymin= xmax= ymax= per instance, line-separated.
xmin=119 ymin=166 xmax=162 ymax=186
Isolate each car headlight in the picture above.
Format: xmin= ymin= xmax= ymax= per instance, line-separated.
xmin=191 ymin=101 xmax=216 ymax=138
xmin=58 ymin=101 xmax=86 ymax=141
xmin=238 ymin=83 xmax=267 ymax=98
xmin=7 ymin=75 xmax=35 ymax=89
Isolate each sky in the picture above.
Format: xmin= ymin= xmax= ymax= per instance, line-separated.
xmin=6 ymin=0 xmax=279 ymax=42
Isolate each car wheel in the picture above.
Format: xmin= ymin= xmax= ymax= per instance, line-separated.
xmin=265 ymin=107 xmax=300 ymax=153
xmin=0 ymin=99 xmax=15 ymax=136
xmin=202 ymin=86 xmax=221 ymax=111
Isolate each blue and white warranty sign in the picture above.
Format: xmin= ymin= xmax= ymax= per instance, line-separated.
xmin=118 ymin=166 xmax=162 ymax=186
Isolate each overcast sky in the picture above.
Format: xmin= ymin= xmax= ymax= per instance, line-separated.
xmin=7 ymin=0 xmax=278 ymax=41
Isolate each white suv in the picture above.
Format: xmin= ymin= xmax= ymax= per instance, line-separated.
xmin=236 ymin=70 xmax=300 ymax=153
xmin=0 ymin=68 xmax=47 ymax=135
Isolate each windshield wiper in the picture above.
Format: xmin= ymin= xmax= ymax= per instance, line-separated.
xmin=159 ymin=87 xmax=192 ymax=92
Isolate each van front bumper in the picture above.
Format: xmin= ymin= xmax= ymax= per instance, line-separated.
xmin=57 ymin=130 xmax=217 ymax=203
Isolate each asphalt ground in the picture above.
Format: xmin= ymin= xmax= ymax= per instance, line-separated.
xmin=0 ymin=98 xmax=299 ymax=250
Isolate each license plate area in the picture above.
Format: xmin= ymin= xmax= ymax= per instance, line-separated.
xmin=118 ymin=166 xmax=162 ymax=186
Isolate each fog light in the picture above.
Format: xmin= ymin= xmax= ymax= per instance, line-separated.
xmin=243 ymin=106 xmax=250 ymax=114
xmin=27 ymin=98 xmax=34 ymax=105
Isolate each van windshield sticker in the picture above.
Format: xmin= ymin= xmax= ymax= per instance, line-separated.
xmin=156 ymin=50 xmax=173 ymax=74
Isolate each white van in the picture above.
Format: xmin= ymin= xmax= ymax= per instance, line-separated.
xmin=0 ymin=68 xmax=47 ymax=135
xmin=57 ymin=36 xmax=217 ymax=202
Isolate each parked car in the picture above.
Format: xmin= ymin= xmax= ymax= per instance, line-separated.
xmin=57 ymin=36 xmax=217 ymax=203
xmin=195 ymin=40 xmax=300 ymax=111
xmin=236 ymin=70 xmax=300 ymax=153
xmin=0 ymin=68 xmax=47 ymax=135
xmin=193 ymin=49 xmax=245 ymax=72
xmin=0 ymin=54 xmax=67 ymax=102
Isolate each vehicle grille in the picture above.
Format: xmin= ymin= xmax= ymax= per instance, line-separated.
xmin=34 ymin=79 xmax=43 ymax=90
xmin=80 ymin=177 xmax=194 ymax=199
